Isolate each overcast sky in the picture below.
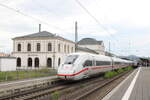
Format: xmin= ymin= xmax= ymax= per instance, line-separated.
xmin=0 ymin=0 xmax=150 ymax=57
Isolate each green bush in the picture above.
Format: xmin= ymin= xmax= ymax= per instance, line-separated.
xmin=104 ymin=71 xmax=118 ymax=78
xmin=127 ymin=66 xmax=133 ymax=70
xmin=124 ymin=66 xmax=133 ymax=71
xmin=104 ymin=66 xmax=133 ymax=79
xmin=0 ymin=69 xmax=57 ymax=82
xmin=51 ymin=91 xmax=60 ymax=100
xmin=117 ymin=68 xmax=124 ymax=73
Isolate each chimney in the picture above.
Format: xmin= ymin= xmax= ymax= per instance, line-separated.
xmin=39 ymin=24 xmax=41 ymax=32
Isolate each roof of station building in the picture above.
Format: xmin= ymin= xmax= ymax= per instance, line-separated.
xmin=77 ymin=46 xmax=99 ymax=54
xmin=78 ymin=38 xmax=103 ymax=45
xmin=13 ymin=31 xmax=74 ymax=43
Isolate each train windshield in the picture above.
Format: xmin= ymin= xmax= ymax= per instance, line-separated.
xmin=64 ymin=55 xmax=78 ymax=64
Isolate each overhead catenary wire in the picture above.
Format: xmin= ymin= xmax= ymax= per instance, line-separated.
xmin=75 ymin=0 xmax=117 ymax=39
xmin=75 ymin=0 xmax=124 ymax=55
xmin=94 ymin=0 xmax=135 ymax=55
xmin=0 ymin=3 xmax=72 ymax=35
xmin=1 ymin=0 xmax=10 ymax=3
xmin=93 ymin=0 xmax=119 ymax=40
xmin=0 ymin=1 xmax=128 ymax=55
xmin=75 ymin=1 xmax=119 ymax=43
xmin=31 ymin=0 xmax=60 ymax=17
xmin=30 ymin=0 xmax=77 ymax=37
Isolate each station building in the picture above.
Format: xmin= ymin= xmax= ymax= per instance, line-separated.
xmin=76 ymin=46 xmax=99 ymax=54
xmin=77 ymin=38 xmax=105 ymax=55
xmin=12 ymin=31 xmax=75 ymax=69
xmin=12 ymin=31 xmax=105 ymax=70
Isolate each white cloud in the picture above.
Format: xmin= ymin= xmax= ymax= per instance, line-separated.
xmin=0 ymin=0 xmax=149 ymax=56
xmin=96 ymin=0 xmax=150 ymax=28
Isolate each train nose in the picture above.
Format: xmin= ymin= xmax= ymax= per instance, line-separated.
xmin=57 ymin=65 xmax=75 ymax=79
xmin=58 ymin=66 xmax=74 ymax=74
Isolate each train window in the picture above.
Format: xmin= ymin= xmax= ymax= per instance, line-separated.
xmin=114 ymin=62 xmax=121 ymax=65
xmin=96 ymin=61 xmax=111 ymax=66
xmin=96 ymin=61 xmax=101 ymax=66
xmin=64 ymin=55 xmax=78 ymax=64
xmin=83 ymin=60 xmax=93 ymax=67
xmin=114 ymin=62 xmax=118 ymax=65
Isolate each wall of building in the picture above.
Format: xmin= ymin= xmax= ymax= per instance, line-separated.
xmin=13 ymin=39 xmax=75 ymax=53
xmin=12 ymin=36 xmax=105 ymax=70
xmin=12 ymin=53 xmax=67 ymax=69
xmin=12 ymin=38 xmax=75 ymax=69
xmin=78 ymin=44 xmax=105 ymax=55
xmin=76 ymin=49 xmax=94 ymax=54
xmin=0 ymin=58 xmax=16 ymax=71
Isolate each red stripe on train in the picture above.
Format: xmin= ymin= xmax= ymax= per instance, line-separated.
xmin=58 ymin=65 xmax=129 ymax=77
xmin=57 ymin=65 xmax=113 ymax=76
xmin=57 ymin=68 xmax=89 ymax=76
xmin=91 ymin=66 xmax=112 ymax=70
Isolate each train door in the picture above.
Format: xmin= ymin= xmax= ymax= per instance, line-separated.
xmin=82 ymin=58 xmax=93 ymax=78
xmin=111 ymin=58 xmax=114 ymax=71
xmin=91 ymin=57 xmax=98 ymax=75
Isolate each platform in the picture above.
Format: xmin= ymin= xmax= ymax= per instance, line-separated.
xmin=103 ymin=67 xmax=150 ymax=100
xmin=0 ymin=76 xmax=56 ymax=93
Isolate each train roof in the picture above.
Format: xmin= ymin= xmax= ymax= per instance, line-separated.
xmin=68 ymin=52 xmax=108 ymax=57
xmin=68 ymin=53 xmax=134 ymax=63
xmin=68 ymin=52 xmax=89 ymax=56
xmin=68 ymin=53 xmax=111 ymax=61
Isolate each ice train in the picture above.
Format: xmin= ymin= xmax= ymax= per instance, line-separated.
xmin=57 ymin=53 xmax=133 ymax=80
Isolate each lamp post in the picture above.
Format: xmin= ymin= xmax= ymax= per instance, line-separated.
xmin=75 ymin=21 xmax=78 ymax=52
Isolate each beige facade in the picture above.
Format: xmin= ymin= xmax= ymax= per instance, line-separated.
xmin=77 ymin=38 xmax=105 ymax=55
xmin=0 ymin=57 xmax=16 ymax=71
xmin=78 ymin=44 xmax=105 ymax=55
xmin=11 ymin=32 xmax=106 ymax=69
xmin=12 ymin=31 xmax=75 ymax=69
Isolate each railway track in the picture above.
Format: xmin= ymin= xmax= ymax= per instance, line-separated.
xmin=0 ymin=70 xmax=133 ymax=100
xmin=59 ymin=70 xmax=133 ymax=100
xmin=0 ymin=74 xmax=104 ymax=100
xmin=0 ymin=79 xmax=68 ymax=100
xmin=74 ymin=70 xmax=133 ymax=100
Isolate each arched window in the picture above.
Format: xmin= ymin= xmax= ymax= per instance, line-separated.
xmin=27 ymin=43 xmax=31 ymax=51
xmin=58 ymin=44 xmax=61 ymax=52
xmin=64 ymin=45 xmax=66 ymax=53
xmin=37 ymin=43 xmax=40 ymax=51
xmin=35 ymin=57 xmax=39 ymax=67
xmin=58 ymin=58 xmax=61 ymax=66
xmin=47 ymin=58 xmax=52 ymax=68
xmin=28 ymin=58 xmax=32 ymax=67
xmin=48 ymin=43 xmax=52 ymax=51
xmin=18 ymin=44 xmax=21 ymax=51
xmin=17 ymin=57 xmax=21 ymax=67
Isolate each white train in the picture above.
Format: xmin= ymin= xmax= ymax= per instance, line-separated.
xmin=57 ymin=53 xmax=133 ymax=80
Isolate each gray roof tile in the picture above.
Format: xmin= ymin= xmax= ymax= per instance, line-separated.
xmin=13 ymin=31 xmax=74 ymax=43
xmin=78 ymin=38 xmax=103 ymax=45
xmin=77 ymin=46 xmax=99 ymax=54
xmin=13 ymin=31 xmax=55 ymax=39
xmin=97 ymin=41 xmax=103 ymax=45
